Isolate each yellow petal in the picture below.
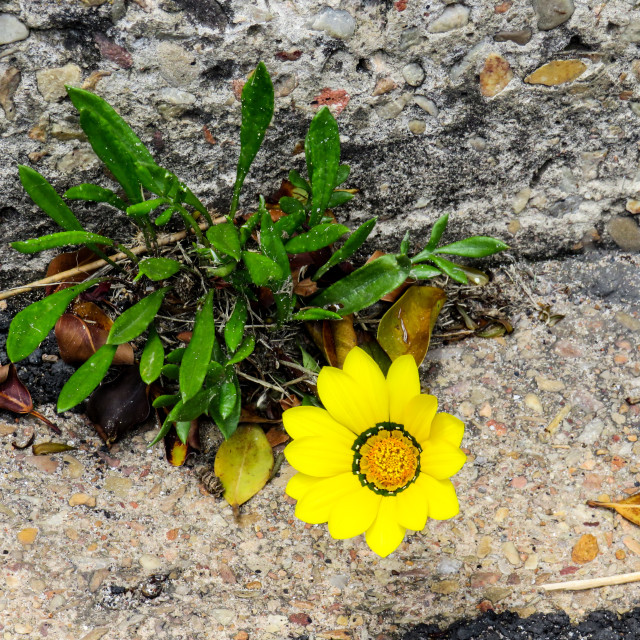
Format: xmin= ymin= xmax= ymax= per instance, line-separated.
xmin=286 ymin=473 xmax=322 ymax=500
xmin=421 ymin=441 xmax=466 ymax=479
xmin=420 ymin=474 xmax=460 ymax=520
xmin=386 ymin=354 xmax=421 ymax=423
xmin=318 ymin=366 xmax=384 ymax=435
xmin=429 ymin=412 xmax=464 ymax=447
xmin=365 ymin=496 xmax=406 ymax=557
xmin=285 ymin=436 xmax=353 ymax=477
xmin=328 ymin=484 xmax=382 ymax=539
xmin=396 ymin=482 xmax=429 ymax=531
xmin=342 ymin=347 xmax=389 ymax=424
xmin=295 ymin=472 xmax=361 ymax=524
xmin=403 ymin=393 xmax=438 ymax=444
xmin=283 ymin=406 xmax=355 ymax=444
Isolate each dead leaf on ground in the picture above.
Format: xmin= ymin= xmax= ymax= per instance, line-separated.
xmin=571 ymin=533 xmax=599 ymax=564
xmin=588 ymin=493 xmax=640 ymax=527
xmin=45 ymin=247 xmax=99 ymax=295
xmin=32 ymin=442 xmax=76 ymax=455
xmin=377 ymin=285 xmax=447 ymax=364
xmin=265 ymin=426 xmax=290 ymax=447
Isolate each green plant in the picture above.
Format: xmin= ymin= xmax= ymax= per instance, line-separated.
xmin=4 ymin=62 xmax=508 ymax=449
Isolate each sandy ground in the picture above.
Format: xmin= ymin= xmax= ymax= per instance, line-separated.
xmin=1 ymin=253 xmax=640 ymax=640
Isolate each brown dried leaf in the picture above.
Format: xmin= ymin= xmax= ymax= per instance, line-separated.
xmin=32 ymin=442 xmax=76 ymax=455
xmin=45 ymin=247 xmax=98 ymax=295
xmin=333 ymin=314 xmax=358 ymax=368
xmin=265 ymin=426 xmax=290 ymax=447
xmin=571 ymin=534 xmax=599 ymax=564
xmin=0 ymin=363 xmax=33 ymax=415
xmin=164 ymin=423 xmax=190 ymax=467
xmin=588 ymin=493 xmax=640 ymax=527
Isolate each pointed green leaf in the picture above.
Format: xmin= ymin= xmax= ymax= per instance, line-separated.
xmin=19 ymin=166 xmax=83 ymax=231
xmin=292 ymin=308 xmax=342 ymax=321
xmin=64 ymin=184 xmax=127 ymax=211
xmin=335 ymin=164 xmax=351 ymax=186
xmin=207 ymin=222 xmax=241 ymax=261
xmin=149 ymin=400 xmax=183 ymax=446
xmin=106 ymin=287 xmax=170 ymax=345
xmin=180 ymin=291 xmax=215 ymax=402
xmin=311 ymin=254 xmax=412 ymax=316
xmin=209 ymin=372 xmax=241 ymax=439
xmin=410 ymin=264 xmax=441 ymax=280
xmin=426 ymin=213 xmax=450 ymax=252
xmin=140 ymin=324 xmax=164 ymax=384
xmin=260 ymin=206 xmax=290 ymax=286
xmin=11 ymin=231 xmax=115 ymax=254
xmin=166 ymin=347 xmax=186 ymax=364
xmin=161 ymin=363 xmax=180 ymax=379
xmin=284 ymin=223 xmax=349 ymax=254
xmin=126 ymin=198 xmax=167 ymax=218
xmin=288 ymin=169 xmax=311 ymax=194
xmin=173 ymin=387 xmax=215 ymax=423
xmin=327 ymin=190 xmax=354 ymax=209
xmin=57 ymin=344 xmax=117 ymax=412
xmin=427 ymin=255 xmax=468 ymax=284
xmin=152 ymin=394 xmax=179 ymax=408
xmin=242 ymin=251 xmax=283 ymax=287
xmin=135 ymin=257 xmax=181 ymax=282
xmin=433 ymin=236 xmax=510 ymax=258
xmin=7 ymin=280 xmax=99 ymax=362
xmin=227 ymin=335 xmax=255 ymax=365
xmin=224 ymin=298 xmax=248 ymax=352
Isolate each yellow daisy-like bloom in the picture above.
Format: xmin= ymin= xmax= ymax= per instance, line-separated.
xmin=283 ymin=346 xmax=466 ymax=558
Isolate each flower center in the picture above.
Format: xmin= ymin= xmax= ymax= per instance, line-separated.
xmin=352 ymin=422 xmax=421 ymax=496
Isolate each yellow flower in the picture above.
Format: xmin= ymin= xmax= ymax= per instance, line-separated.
xmin=283 ymin=346 xmax=466 ymax=557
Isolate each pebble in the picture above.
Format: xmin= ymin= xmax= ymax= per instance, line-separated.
xmin=477 ymin=536 xmax=492 ymax=558
xmin=484 ymin=587 xmax=512 ymax=603
xmin=512 ymin=188 xmax=531 ymax=213
xmin=525 ymin=60 xmax=587 ymax=86
xmin=0 ymin=14 xmax=28 ymax=45
xmin=428 ymin=4 xmax=470 ymax=33
xmin=104 ymin=474 xmax=133 ymax=497
xmin=479 ymin=54 xmax=513 ymax=98
xmin=139 ymin=554 xmax=163 ymax=571
xmin=524 ymin=393 xmax=543 ymax=414
xmin=80 ymin=630 xmax=109 ymax=640
xmin=524 ymin=553 xmax=539 ymax=570
xmin=532 ymin=0 xmax=575 ymax=30
xmin=470 ymin=571 xmax=501 ymax=588
xmin=274 ymin=74 xmax=297 ymax=98
xmin=62 ymin=454 xmax=85 ymax=479
xmin=14 ymin=623 xmax=33 ymax=635
xmin=626 ymin=200 xmax=640 ymax=214
xmin=536 ymin=376 xmax=565 ymax=392
xmin=622 ymin=536 xmax=640 ymax=556
xmin=24 ymin=455 xmax=59 ymax=474
xmin=436 ymin=557 xmax=462 ymax=574
xmin=17 ymin=527 xmax=38 ymax=545
xmin=157 ymin=88 xmax=196 ymax=118
xmin=431 ymin=579 xmax=459 ymax=594
xmin=36 ymin=64 xmax=82 ymax=101
xmin=69 ymin=493 xmax=97 ymax=508
xmin=329 ymin=574 xmax=349 ymax=589
xmin=413 ymin=95 xmax=438 ymax=116
xmin=578 ymin=418 xmax=604 ymax=444
xmin=607 ymin=217 xmax=640 ymax=251
xmin=157 ymin=42 xmax=198 ymax=87
xmin=372 ymin=77 xmax=397 ymax=96
xmin=57 ymin=149 xmax=98 ymax=173
xmin=0 ymin=66 xmax=20 ymax=121
xmin=469 ymin=136 xmax=486 ymax=151
xmin=494 ymin=29 xmax=532 ymax=45
xmin=402 ymin=63 xmax=425 ymax=87
xmin=210 ymin=609 xmax=236 ymax=625
xmin=502 ymin=541 xmax=521 ymax=565
xmin=309 ymin=7 xmax=356 ymax=39
xmin=376 ymin=93 xmax=410 ymax=119
xmin=615 ymin=312 xmax=640 ymax=331
xmin=399 ymin=27 xmax=422 ymax=50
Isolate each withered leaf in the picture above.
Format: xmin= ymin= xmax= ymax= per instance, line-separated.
xmin=164 ymin=424 xmax=189 ymax=467
xmin=377 ymin=286 xmax=447 ymax=365
xmin=332 ymin=314 xmax=358 ymax=368
xmin=32 ymin=442 xmax=76 ymax=455
xmin=588 ymin=494 xmax=640 ymax=527
xmin=45 ymin=247 xmax=98 ymax=295
xmin=87 ymin=367 xmax=150 ymax=445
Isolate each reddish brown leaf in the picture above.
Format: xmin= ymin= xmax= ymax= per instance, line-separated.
xmin=176 ymin=331 xmax=193 ymax=343
xmin=164 ymin=423 xmax=192 ymax=467
xmin=0 ymin=363 xmax=33 ymax=414
xmin=240 ymin=407 xmax=283 ymax=424
xmin=279 ymin=395 xmax=302 ymax=411
xmin=94 ymin=33 xmax=133 ymax=69
xmin=275 ymin=50 xmax=302 ymax=61
xmin=265 ymin=426 xmax=290 ymax=447
xmin=203 ymin=125 xmax=216 ymax=145
xmin=311 ymin=88 xmax=350 ymax=115
xmin=45 ymin=247 xmax=98 ymax=295
xmin=333 ymin=314 xmax=357 ymax=368
xmin=292 ymin=270 xmax=318 ymax=297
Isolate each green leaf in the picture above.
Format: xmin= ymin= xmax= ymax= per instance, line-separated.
xmin=166 ymin=347 xmax=186 ymax=364
xmin=224 ymin=298 xmax=248 ymax=352
xmin=292 ymin=308 xmax=343 ymax=321
xmin=149 ymin=400 xmax=183 ymax=446
xmin=227 ymin=335 xmax=255 ymax=365
xmin=154 ymin=206 xmax=176 ymax=226
xmin=284 ymin=223 xmax=349 ymax=254
xmin=260 ymin=206 xmax=290 ymax=286
xmin=335 ymin=164 xmax=350 ymax=186
xmin=239 ymin=211 xmax=260 ymax=246
xmin=313 ymin=217 xmax=377 ymax=281
xmin=19 ymin=166 xmax=83 ymax=231
xmin=173 ymin=387 xmax=215 ymax=423
xmin=410 ymin=264 xmax=442 ymax=280
xmin=426 ymin=213 xmax=450 ymax=252
xmin=106 ymin=287 xmax=170 ymax=345
xmin=302 ymin=394 xmax=322 ymax=408
xmin=400 ymin=231 xmax=411 ymax=256
xmin=230 ymin=62 xmax=274 ymax=218
xmin=139 ymin=324 xmax=164 ymax=384
xmin=279 ymin=196 xmax=306 ymax=217
xmin=152 ymin=394 xmax=179 ymax=408
xmin=311 ymin=254 xmax=412 ymax=316
xmin=288 ymin=169 xmax=311 ymax=194
xmin=7 ymin=280 xmax=99 ymax=362
xmin=274 ymin=204 xmax=306 ymax=238
xmin=133 ymin=162 xmax=174 ymax=198
xmin=175 ymin=421 xmax=192 ymax=445
xmin=161 ymin=363 xmax=180 ymax=379
xmin=207 ymin=222 xmax=241 ymax=261
xmin=427 ymin=255 xmax=468 ymax=284
xmin=327 ymin=190 xmax=354 ymax=209
xmin=126 ymin=198 xmax=167 ymax=218
xmin=11 ymin=231 xmax=115 ymax=254
xmin=135 ymin=257 xmax=181 ymax=282
xmin=274 ymin=293 xmax=294 ymax=325
xmin=206 ymin=361 xmax=225 ymax=386
xmin=242 ymin=251 xmax=283 ymax=287
xmin=209 ymin=372 xmax=242 ymax=439
xmin=78 ymin=110 xmax=142 ymax=203
xmin=300 ymin=345 xmax=321 ymax=373
xmin=433 ymin=236 xmax=510 ymax=258
xmin=214 ymin=425 xmax=274 ymax=511
xmin=57 ymin=344 xmax=117 ymax=412
xmin=358 ymin=339 xmax=392 ymax=377
xmin=305 ymin=107 xmax=340 ymax=226
xmin=64 ymin=184 xmax=127 ymax=211
xmin=180 ymin=291 xmax=215 ymax=402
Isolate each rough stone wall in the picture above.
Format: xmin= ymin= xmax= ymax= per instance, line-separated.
xmin=1 ymin=0 xmax=639 ymax=290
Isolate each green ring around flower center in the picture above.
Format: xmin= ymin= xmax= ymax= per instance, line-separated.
xmin=351 ymin=422 xmax=422 ymax=496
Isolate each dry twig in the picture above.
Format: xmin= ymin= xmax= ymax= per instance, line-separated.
xmin=540 ymin=571 xmax=640 ymax=592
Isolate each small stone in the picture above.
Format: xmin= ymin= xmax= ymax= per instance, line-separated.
xmin=289 ymin=613 xmax=312 ymax=626
xmin=536 ymin=376 xmax=565 ymax=392
xmin=478 ymin=402 xmax=492 ymax=417
xmin=623 ymin=536 xmax=640 ymax=556
xmin=524 ymin=553 xmax=539 ymax=570
xmin=470 ymin=571 xmax=501 ymax=588
xmin=104 ymin=474 xmax=133 ymax=497
xmin=495 ymin=507 xmax=510 ymax=523
xmin=376 ymin=93 xmax=410 ymax=119
xmin=494 ymin=29 xmax=532 ymax=45
xmin=69 ymin=493 xmax=97 ymax=508
xmin=89 ymin=568 xmax=109 ymax=593
xmin=0 ymin=14 xmax=29 ymax=45
xmin=502 ymin=541 xmax=522 ymax=566
xmin=436 ymin=557 xmax=462 ymax=574
xmin=616 ymin=549 xmax=626 ymax=560
xmin=428 ymin=4 xmax=470 ymax=33
xmin=485 ymin=587 xmax=513 ymax=603
xmin=157 ymin=42 xmax=198 ymax=87
xmin=14 ymin=624 xmax=33 ymax=635
xmin=24 ymin=455 xmax=59 ymax=474
xmin=477 ymin=536 xmax=492 ymax=558
xmin=62 ymin=455 xmax=85 ymax=479
xmin=615 ymin=312 xmax=640 ymax=332
xmin=309 ymin=7 xmax=356 ymax=39
xmin=524 ymin=393 xmax=544 ymax=414
xmin=372 ymin=77 xmax=397 ymax=96
xmin=0 ymin=67 xmax=21 ymax=121
xmin=94 ymin=33 xmax=133 ymax=69
xmin=329 ymin=574 xmax=349 ymax=589
xmin=17 ymin=527 xmax=38 ymax=545
xmin=402 ymin=63 xmax=425 ymax=87
xmin=57 ymin=149 xmax=99 ymax=174
xmin=274 ymin=74 xmax=297 ymax=98
xmin=607 ymin=217 xmax=640 ymax=251
xmin=532 ymin=0 xmax=575 ymax=30
xmin=525 ymin=60 xmax=587 ymax=86
xmin=408 ymin=119 xmax=426 ymax=135
xmin=479 ymin=54 xmax=513 ymax=98
xmin=512 ymin=188 xmax=531 ymax=213
xmin=36 ymin=64 xmax=82 ymax=101
xmin=80 ymin=630 xmax=109 ymax=640
xmin=626 ymin=200 xmax=640 ymax=214
xmin=234 ymin=633 xmax=249 ymax=640
xmin=399 ymin=27 xmax=422 ymax=50
xmin=431 ymin=579 xmax=459 ymax=594
xmin=139 ymin=554 xmax=163 ymax=571
xmin=413 ymin=95 xmax=438 ymax=117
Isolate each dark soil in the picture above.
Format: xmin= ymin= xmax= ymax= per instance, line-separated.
xmin=401 ymin=609 xmax=640 ymax=640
